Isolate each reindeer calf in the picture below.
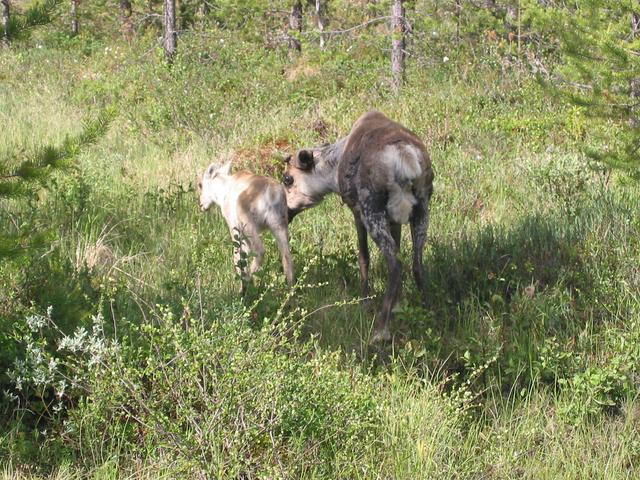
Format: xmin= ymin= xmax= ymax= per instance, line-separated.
xmin=198 ymin=161 xmax=295 ymax=290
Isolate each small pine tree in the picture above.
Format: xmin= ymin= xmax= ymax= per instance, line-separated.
xmin=542 ymin=1 xmax=640 ymax=176
xmin=0 ymin=110 xmax=114 ymax=259
xmin=4 ymin=0 xmax=62 ymax=41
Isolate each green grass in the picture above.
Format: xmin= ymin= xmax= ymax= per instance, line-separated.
xmin=2 ymin=5 xmax=640 ymax=478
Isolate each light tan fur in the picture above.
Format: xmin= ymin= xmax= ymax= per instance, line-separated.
xmin=198 ymin=161 xmax=294 ymax=290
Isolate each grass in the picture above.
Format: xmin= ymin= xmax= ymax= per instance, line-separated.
xmin=2 ymin=3 xmax=640 ymax=478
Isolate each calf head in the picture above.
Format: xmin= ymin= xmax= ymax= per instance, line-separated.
xmin=282 ymin=149 xmax=330 ymax=219
xmin=198 ymin=161 xmax=232 ymax=212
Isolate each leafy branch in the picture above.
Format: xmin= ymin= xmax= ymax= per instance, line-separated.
xmin=0 ymin=108 xmax=115 ymax=259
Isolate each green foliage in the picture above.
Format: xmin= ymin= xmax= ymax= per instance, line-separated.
xmin=537 ymin=0 xmax=640 ymax=175
xmin=0 ymin=109 xmax=114 ymax=259
xmin=6 ymin=304 xmax=381 ymax=477
xmin=6 ymin=0 xmax=62 ymax=41
xmin=3 ymin=0 xmax=640 ymax=477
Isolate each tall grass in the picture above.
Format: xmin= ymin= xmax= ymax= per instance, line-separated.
xmin=1 ymin=11 xmax=640 ymax=478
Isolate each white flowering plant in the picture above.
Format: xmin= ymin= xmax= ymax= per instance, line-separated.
xmin=6 ymin=306 xmax=116 ymax=434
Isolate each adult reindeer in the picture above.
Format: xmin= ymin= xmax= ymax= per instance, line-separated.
xmin=283 ymin=111 xmax=434 ymax=341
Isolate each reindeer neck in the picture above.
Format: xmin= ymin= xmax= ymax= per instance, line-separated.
xmin=315 ymin=137 xmax=346 ymax=194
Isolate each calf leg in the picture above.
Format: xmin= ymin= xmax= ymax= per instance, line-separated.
xmin=230 ymin=226 xmax=250 ymax=294
xmin=230 ymin=224 xmax=263 ymax=294
xmin=360 ymin=208 xmax=402 ymax=342
xmin=410 ymin=199 xmax=430 ymax=306
xmin=353 ymin=211 xmax=370 ymax=300
xmin=246 ymin=230 xmax=265 ymax=277
xmin=272 ymin=223 xmax=295 ymax=286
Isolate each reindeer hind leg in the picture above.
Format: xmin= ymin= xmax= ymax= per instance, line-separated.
xmin=409 ymin=198 xmax=430 ymax=306
xmin=272 ymin=222 xmax=295 ymax=286
xmin=354 ymin=210 xmax=371 ymax=302
xmin=360 ymin=200 xmax=402 ymax=342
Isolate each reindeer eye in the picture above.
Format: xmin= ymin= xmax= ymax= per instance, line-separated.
xmin=283 ymin=174 xmax=294 ymax=187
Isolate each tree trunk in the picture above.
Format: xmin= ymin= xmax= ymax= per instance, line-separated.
xmin=505 ymin=3 xmax=516 ymax=42
xmin=197 ymin=0 xmax=209 ymax=26
xmin=455 ymin=0 xmax=462 ymax=46
xmin=1 ymin=0 xmax=9 ymax=44
xmin=366 ymin=0 xmax=377 ymax=19
xmin=315 ymin=0 xmax=326 ymax=49
xmin=71 ymin=0 xmax=78 ymax=35
xmin=391 ymin=0 xmax=405 ymax=94
xmin=631 ymin=5 xmax=640 ymax=127
xmin=164 ymin=0 xmax=177 ymax=63
xmin=120 ymin=0 xmax=133 ymax=39
xmin=288 ymin=0 xmax=302 ymax=58
xmin=120 ymin=0 xmax=132 ymax=17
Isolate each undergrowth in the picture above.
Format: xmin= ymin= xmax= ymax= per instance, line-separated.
xmin=1 ymin=1 xmax=640 ymax=478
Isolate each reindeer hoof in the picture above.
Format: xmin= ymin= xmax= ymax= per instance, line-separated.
xmin=371 ymin=326 xmax=391 ymax=343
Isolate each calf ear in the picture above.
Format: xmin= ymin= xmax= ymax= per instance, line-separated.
xmin=296 ymin=150 xmax=315 ymax=171
xmin=219 ymin=161 xmax=232 ymax=176
xmin=207 ymin=164 xmax=216 ymax=177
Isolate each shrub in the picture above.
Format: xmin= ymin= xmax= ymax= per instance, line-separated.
xmin=7 ymin=304 xmax=382 ymax=477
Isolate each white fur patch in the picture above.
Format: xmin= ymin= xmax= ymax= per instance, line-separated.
xmin=380 ymin=144 xmax=423 ymax=182
xmin=380 ymin=145 xmax=423 ymax=224
xmin=387 ymin=187 xmax=417 ymax=224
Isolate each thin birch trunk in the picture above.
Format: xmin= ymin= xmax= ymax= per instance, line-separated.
xmin=164 ymin=0 xmax=177 ymax=63
xmin=1 ymin=0 xmax=9 ymax=44
xmin=120 ymin=0 xmax=133 ymax=40
xmin=391 ymin=0 xmax=405 ymax=94
xmin=315 ymin=0 xmax=326 ymax=49
xmin=288 ymin=0 xmax=302 ymax=59
xmin=455 ymin=0 xmax=461 ymax=47
xmin=71 ymin=0 xmax=78 ymax=35
xmin=631 ymin=5 xmax=640 ymax=127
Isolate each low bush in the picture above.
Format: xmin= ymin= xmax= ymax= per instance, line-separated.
xmin=6 ymin=303 xmax=381 ymax=478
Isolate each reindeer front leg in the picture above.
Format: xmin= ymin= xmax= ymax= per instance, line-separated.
xmin=230 ymin=224 xmax=253 ymax=295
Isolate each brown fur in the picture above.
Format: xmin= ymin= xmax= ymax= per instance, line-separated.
xmin=283 ymin=111 xmax=434 ymax=341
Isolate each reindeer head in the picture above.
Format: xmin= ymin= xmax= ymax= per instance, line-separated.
xmin=198 ymin=161 xmax=232 ymax=212
xmin=282 ymin=148 xmax=335 ymax=220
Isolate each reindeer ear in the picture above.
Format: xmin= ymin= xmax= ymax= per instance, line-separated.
xmin=207 ymin=164 xmax=216 ymax=177
xmin=218 ymin=161 xmax=232 ymax=176
xmin=296 ymin=150 xmax=315 ymax=171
